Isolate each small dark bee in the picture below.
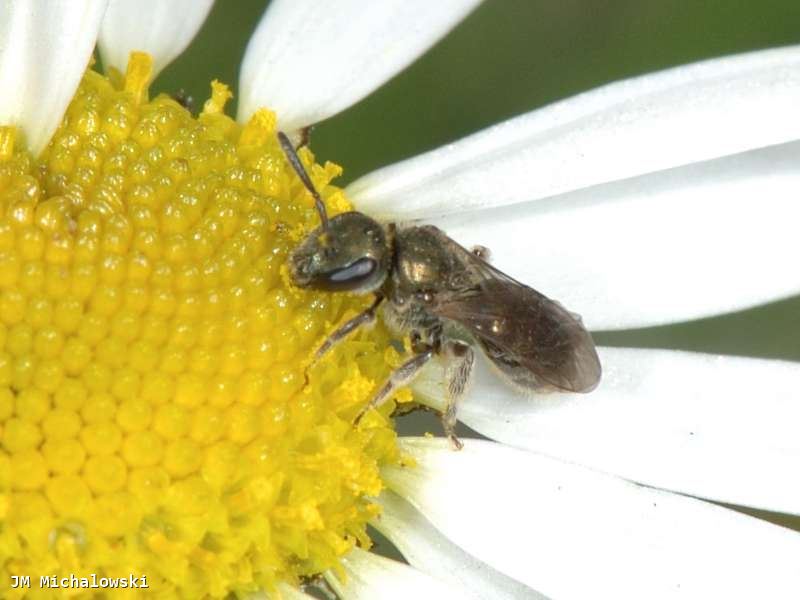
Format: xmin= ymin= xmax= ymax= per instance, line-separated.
xmin=278 ymin=132 xmax=601 ymax=449
xmin=171 ymin=89 xmax=195 ymax=113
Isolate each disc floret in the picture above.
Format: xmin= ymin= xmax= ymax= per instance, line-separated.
xmin=0 ymin=53 xmax=402 ymax=598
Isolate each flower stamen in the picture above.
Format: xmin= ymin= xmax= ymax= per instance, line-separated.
xmin=0 ymin=53 xmax=406 ymax=597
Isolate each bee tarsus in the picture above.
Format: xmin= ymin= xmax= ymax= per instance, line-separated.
xmin=279 ymin=131 xmax=602 ymax=451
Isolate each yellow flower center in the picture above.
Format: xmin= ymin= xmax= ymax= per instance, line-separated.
xmin=0 ymin=53 xmax=407 ymax=598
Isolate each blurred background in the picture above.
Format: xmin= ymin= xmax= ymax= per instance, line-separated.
xmin=154 ymin=0 xmax=800 ymax=538
xmin=154 ymin=0 xmax=800 ymax=362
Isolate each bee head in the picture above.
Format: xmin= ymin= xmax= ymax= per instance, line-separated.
xmin=289 ymin=212 xmax=389 ymax=294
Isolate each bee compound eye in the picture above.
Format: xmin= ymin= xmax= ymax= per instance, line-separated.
xmin=314 ymin=257 xmax=379 ymax=291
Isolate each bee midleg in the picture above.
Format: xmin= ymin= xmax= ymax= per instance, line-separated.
xmin=442 ymin=339 xmax=474 ymax=451
xmin=312 ymin=295 xmax=384 ymax=365
xmin=353 ymin=347 xmax=435 ymax=426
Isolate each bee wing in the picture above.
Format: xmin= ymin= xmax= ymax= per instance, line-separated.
xmin=431 ymin=239 xmax=602 ymax=393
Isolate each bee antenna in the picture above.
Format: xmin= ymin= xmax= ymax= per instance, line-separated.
xmin=277 ymin=131 xmax=330 ymax=230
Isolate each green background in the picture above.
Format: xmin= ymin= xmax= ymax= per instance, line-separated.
xmin=155 ymin=0 xmax=800 ymax=362
xmin=155 ymin=0 xmax=800 ymax=537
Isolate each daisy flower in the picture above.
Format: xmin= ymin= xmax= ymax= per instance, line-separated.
xmin=0 ymin=1 xmax=799 ymax=599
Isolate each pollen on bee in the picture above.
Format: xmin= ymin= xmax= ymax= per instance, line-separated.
xmin=0 ymin=53 xmax=406 ymax=597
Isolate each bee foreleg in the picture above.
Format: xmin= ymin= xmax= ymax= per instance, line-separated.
xmin=313 ymin=295 xmax=384 ymax=364
xmin=354 ymin=348 xmax=434 ymax=426
xmin=442 ymin=340 xmax=474 ymax=451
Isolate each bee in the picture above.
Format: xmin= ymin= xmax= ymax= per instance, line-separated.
xmin=279 ymin=132 xmax=602 ymax=449
xmin=171 ymin=89 xmax=195 ymax=113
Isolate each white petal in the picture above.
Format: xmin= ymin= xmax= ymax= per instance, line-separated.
xmin=373 ymin=490 xmax=546 ymax=600
xmin=424 ymin=141 xmax=800 ymax=329
xmin=0 ymin=0 xmax=108 ymax=155
xmin=237 ymin=0 xmax=482 ymax=130
xmin=326 ymin=547 xmax=477 ymax=600
xmin=348 ymin=44 xmax=800 ymax=219
xmin=387 ymin=438 xmax=800 ymax=600
xmin=97 ymin=0 xmax=213 ymax=77
xmin=414 ymin=347 xmax=800 ymax=515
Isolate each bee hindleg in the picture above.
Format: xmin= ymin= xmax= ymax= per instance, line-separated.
xmin=312 ymin=295 xmax=384 ymax=366
xmin=442 ymin=340 xmax=474 ymax=451
xmin=354 ymin=347 xmax=434 ymax=426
